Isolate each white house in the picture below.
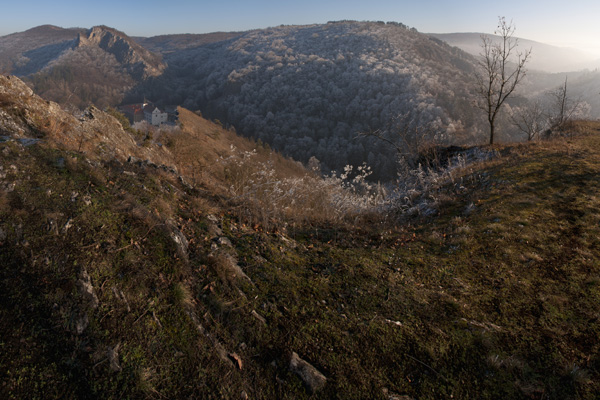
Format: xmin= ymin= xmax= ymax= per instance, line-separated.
xmin=143 ymin=105 xmax=168 ymax=126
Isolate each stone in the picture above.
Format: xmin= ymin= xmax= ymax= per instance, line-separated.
xmin=382 ymin=388 xmax=415 ymax=400
xmin=289 ymin=352 xmax=327 ymax=393
xmin=215 ymin=236 xmax=233 ymax=248
xmin=107 ymin=343 xmax=122 ymax=372
xmin=75 ymin=312 xmax=89 ymax=335
xmin=78 ymin=268 xmax=99 ymax=309
xmin=209 ymin=251 xmax=252 ymax=283
xmin=206 ymin=214 xmax=223 ymax=237
xmin=166 ymin=221 xmax=189 ymax=261
xmin=178 ymin=175 xmax=193 ymax=191
xmin=214 ymin=341 xmax=234 ymax=367
xmin=81 ymin=107 xmax=97 ymax=120
xmin=251 ymin=309 xmax=267 ymax=326
xmin=62 ymin=218 xmax=74 ymax=234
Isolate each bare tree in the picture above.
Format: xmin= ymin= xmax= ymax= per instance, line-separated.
xmin=475 ymin=17 xmax=531 ymax=145
xmin=511 ymin=100 xmax=546 ymax=141
xmin=359 ymin=108 xmax=441 ymax=168
xmin=547 ymin=77 xmax=588 ymax=132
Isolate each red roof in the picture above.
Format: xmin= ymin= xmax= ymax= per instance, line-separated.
xmin=143 ymin=104 xmax=162 ymax=113
xmin=120 ymin=104 xmax=144 ymax=115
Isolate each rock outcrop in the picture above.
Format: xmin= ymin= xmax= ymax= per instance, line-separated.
xmin=0 ymin=74 xmax=173 ymax=166
xmin=289 ymin=352 xmax=327 ymax=393
xmin=74 ymin=26 xmax=165 ymax=79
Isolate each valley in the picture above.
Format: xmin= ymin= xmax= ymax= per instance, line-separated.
xmin=2 ymin=21 xmax=597 ymax=181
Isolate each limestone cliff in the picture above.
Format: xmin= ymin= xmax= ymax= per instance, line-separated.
xmin=0 ymin=74 xmax=172 ymax=165
xmin=74 ymin=26 xmax=166 ymax=79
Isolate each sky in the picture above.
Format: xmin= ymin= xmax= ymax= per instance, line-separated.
xmin=3 ymin=0 xmax=600 ymax=55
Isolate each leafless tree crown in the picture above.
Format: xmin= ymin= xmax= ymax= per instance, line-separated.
xmin=475 ymin=17 xmax=531 ymax=145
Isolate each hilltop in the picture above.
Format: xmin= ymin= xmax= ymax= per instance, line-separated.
xmin=1 ymin=74 xmax=600 ymax=399
xmin=0 ymin=25 xmax=165 ymax=108
xmin=0 ymin=25 xmax=86 ymax=74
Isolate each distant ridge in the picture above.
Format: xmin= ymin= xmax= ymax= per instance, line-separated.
xmin=135 ymin=31 xmax=247 ymax=54
xmin=429 ymin=32 xmax=598 ymax=73
xmin=0 ymin=25 xmax=83 ymax=73
xmin=0 ymin=25 xmax=166 ymax=108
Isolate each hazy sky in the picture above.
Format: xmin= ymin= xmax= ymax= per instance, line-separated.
xmin=3 ymin=0 xmax=600 ymax=55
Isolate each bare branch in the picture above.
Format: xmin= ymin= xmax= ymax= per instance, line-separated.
xmin=475 ymin=17 xmax=531 ymax=145
xmin=358 ymin=108 xmax=441 ymax=168
xmin=510 ymin=100 xmax=546 ymax=141
xmin=546 ymin=77 xmax=589 ymax=132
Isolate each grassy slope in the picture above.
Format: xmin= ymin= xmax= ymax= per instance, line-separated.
xmin=1 ymin=121 xmax=600 ymax=399
xmin=171 ymin=107 xmax=306 ymax=181
xmin=234 ymin=124 xmax=600 ymax=399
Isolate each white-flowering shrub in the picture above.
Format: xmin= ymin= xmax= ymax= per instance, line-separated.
xmin=217 ymin=146 xmax=389 ymax=226
xmin=386 ymin=147 xmax=498 ymax=217
xmin=217 ymin=144 xmax=497 ymax=226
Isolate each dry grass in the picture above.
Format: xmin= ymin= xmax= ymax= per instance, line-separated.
xmin=114 ymin=193 xmax=157 ymax=229
xmin=0 ymin=191 xmax=9 ymax=214
xmin=168 ymin=108 xmax=306 ymax=186
xmin=149 ymin=197 xmax=174 ymax=221
xmin=40 ymin=115 xmax=71 ymax=139
xmin=163 ymin=107 xmax=365 ymax=229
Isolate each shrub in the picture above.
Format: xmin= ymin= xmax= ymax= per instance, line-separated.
xmin=217 ymin=145 xmax=387 ymax=228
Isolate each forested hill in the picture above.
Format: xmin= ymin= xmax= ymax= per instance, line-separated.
xmin=0 ymin=25 xmax=166 ymax=109
xmin=0 ymin=25 xmax=84 ymax=74
xmin=130 ymin=21 xmax=483 ymax=180
xmin=135 ymin=31 xmax=247 ymax=54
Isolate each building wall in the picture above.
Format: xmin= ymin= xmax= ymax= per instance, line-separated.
xmin=152 ymin=109 xmax=168 ymax=126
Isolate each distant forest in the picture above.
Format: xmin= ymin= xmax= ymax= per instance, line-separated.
xmin=128 ymin=22 xmax=482 ymax=180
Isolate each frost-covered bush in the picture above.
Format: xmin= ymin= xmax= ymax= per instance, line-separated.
xmin=217 ymin=146 xmax=388 ymax=227
xmin=386 ymin=147 xmax=498 ymax=217
xmin=217 ymin=143 xmax=497 ymax=227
